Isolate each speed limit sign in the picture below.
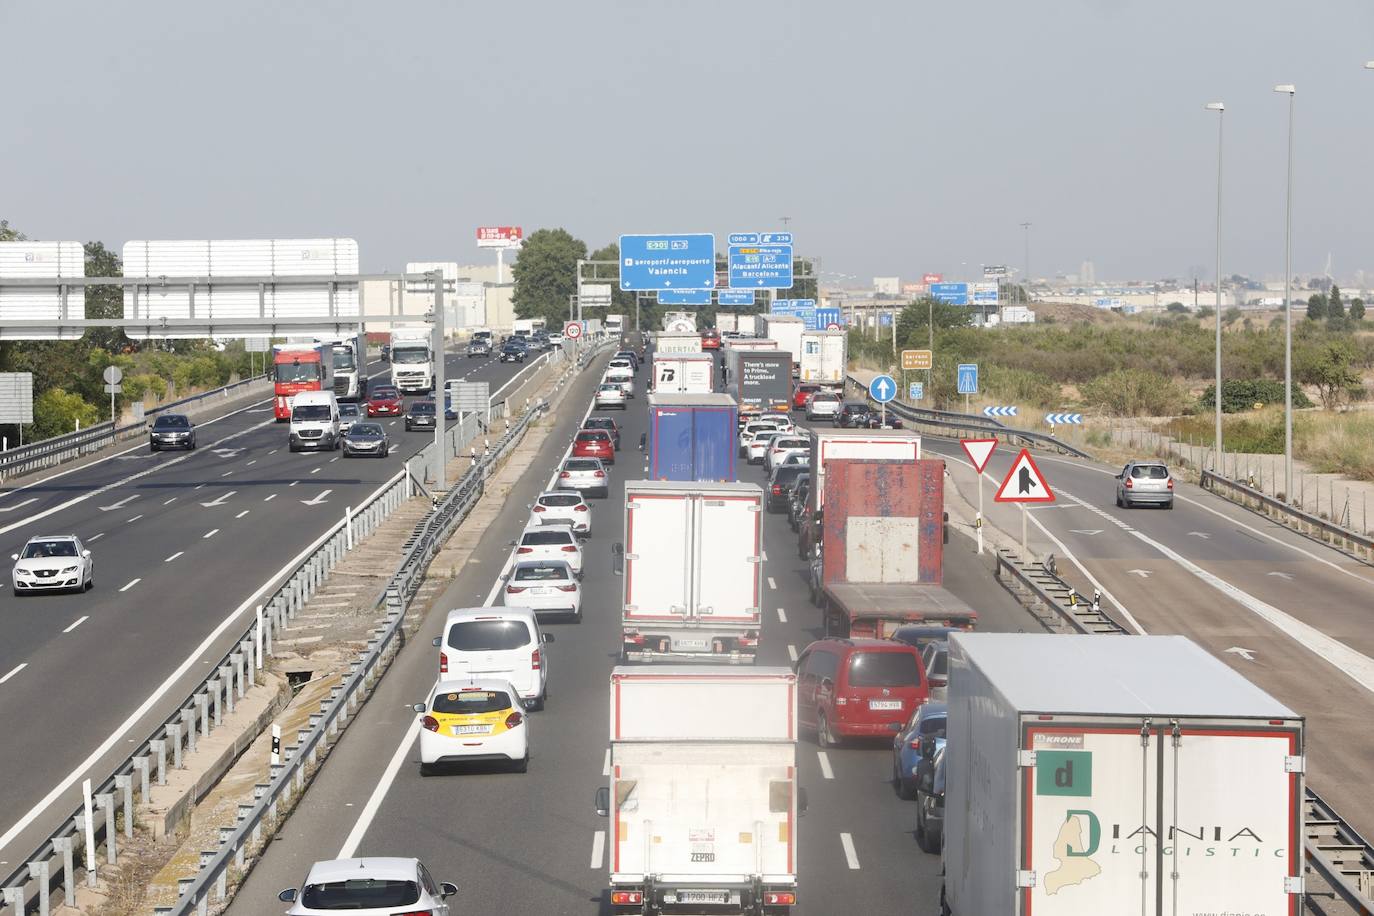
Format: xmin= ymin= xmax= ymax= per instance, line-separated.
xmin=564 ymin=321 xmax=583 ymax=339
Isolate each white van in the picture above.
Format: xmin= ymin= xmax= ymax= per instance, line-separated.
xmin=433 ymin=607 xmax=553 ymax=710
xmin=288 ymin=390 xmax=341 ymax=452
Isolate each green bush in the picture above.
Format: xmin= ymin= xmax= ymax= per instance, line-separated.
xmin=1080 ymin=369 xmax=1187 ymax=416
xmin=984 ymin=366 xmax=1060 ymax=407
xmin=1198 ymin=379 xmax=1312 ymax=413
xmin=32 ymin=388 xmax=100 ymax=439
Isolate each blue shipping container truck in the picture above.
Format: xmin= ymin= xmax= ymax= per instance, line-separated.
xmin=648 ymin=393 xmax=739 ymax=482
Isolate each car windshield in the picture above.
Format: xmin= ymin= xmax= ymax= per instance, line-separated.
xmin=814 ymin=392 xmax=839 ymax=402
xmin=586 ymin=419 xmax=615 ymax=429
xmin=330 ymin=347 xmax=356 ymax=371
xmin=372 ymin=388 xmax=399 ymax=400
xmin=598 ymin=385 xmax=621 ymax=392
xmin=1132 ymin=465 xmax=1169 ymax=479
xmin=153 ymin=415 xmax=189 ymax=429
xmin=391 ymin=345 xmax=429 ymax=364
xmin=22 ymin=540 xmax=77 ymax=559
xmin=301 ymin=878 xmax=419 ymax=909
xmin=514 ymin=564 xmax=570 ymax=582
xmin=275 ymin=361 xmax=318 ymax=383
xmin=350 ymin=423 xmax=383 ymax=437
xmin=432 ymin=688 xmax=513 ymax=715
xmin=576 ymin=432 xmax=607 ymax=443
xmin=292 ymin=404 xmax=331 ymax=421
xmin=540 ymin=493 xmax=581 ymax=507
xmin=927 ymin=648 xmax=949 ymax=677
xmin=565 ymin=459 xmax=600 ymax=471
xmin=775 ymin=438 xmax=808 ymax=450
xmin=447 ymin=619 xmax=532 ymax=651
xmin=522 ymin=530 xmax=573 ymax=546
xmin=410 ymin=402 xmax=436 ymax=415
xmin=848 ymin=651 xmax=921 ymax=687
xmin=339 ymin=404 xmax=360 ymax=417
xmin=773 ymin=467 xmax=806 ymax=485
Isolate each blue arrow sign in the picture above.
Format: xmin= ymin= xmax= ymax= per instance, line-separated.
xmin=983 ymin=405 xmax=1018 ymax=418
xmin=717 ymin=290 xmax=755 ymax=307
xmin=815 ymin=307 xmax=842 ymax=328
xmin=619 ymin=233 xmax=716 ymax=290
xmin=658 ymin=288 xmax=712 ymax=305
xmin=870 ymin=374 xmax=897 ymax=403
xmin=957 ymin=363 xmax=979 ymax=395
xmin=879 ymin=312 xmax=894 ymax=327
xmin=909 ymin=381 xmax=924 ymax=401
xmin=729 ymin=244 xmax=794 ymax=289
xmin=1045 ymin=413 xmax=1084 ymax=425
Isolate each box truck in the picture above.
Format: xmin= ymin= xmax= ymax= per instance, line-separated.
xmin=716 ymin=313 xmax=740 ymax=334
xmin=512 ymin=317 xmax=545 ymax=338
xmin=616 ymin=481 xmax=762 ymax=663
xmin=727 ymin=349 xmax=792 ymax=422
xmin=814 ymin=458 xmax=975 ymax=637
xmin=798 ymin=330 xmax=847 ymax=386
xmin=389 ymin=325 xmax=434 ymax=393
xmin=941 ymin=633 xmax=1305 ymax=916
xmin=758 ymin=315 xmax=805 ymax=369
xmin=606 ymin=314 xmax=626 ymax=337
xmin=595 ymin=667 xmax=801 ymax=915
xmin=319 ymin=335 xmax=366 ymax=401
xmin=652 ymin=352 xmax=714 ymax=394
xmin=647 ymin=394 xmax=738 ymax=482
xmin=737 ymin=314 xmax=760 ymax=337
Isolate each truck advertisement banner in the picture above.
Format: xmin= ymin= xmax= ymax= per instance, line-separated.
xmin=732 ymin=351 xmax=791 ymax=413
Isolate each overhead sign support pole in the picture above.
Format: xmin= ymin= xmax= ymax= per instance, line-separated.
xmin=432 ymin=271 xmax=446 ymax=491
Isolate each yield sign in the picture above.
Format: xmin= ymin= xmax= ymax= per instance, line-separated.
xmin=960 ymin=437 xmax=998 ymax=474
xmin=994 ymin=448 xmax=1056 ymax=503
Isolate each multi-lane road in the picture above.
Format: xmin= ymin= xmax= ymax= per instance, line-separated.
xmin=230 ymin=349 xmax=1043 ymax=914
xmin=0 ymin=348 xmax=534 ymax=875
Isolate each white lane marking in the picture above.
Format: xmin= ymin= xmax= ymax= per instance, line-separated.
xmin=163 ymin=497 xmax=177 ymax=505
xmin=289 ymin=481 xmax=299 ymax=487
xmin=268 ymin=449 xmax=278 ymax=455
xmin=336 ymin=721 xmax=419 ymax=858
xmin=193 ymin=484 xmax=205 ymax=490
xmin=0 ymin=664 xmax=26 ymax=685
xmin=767 ymin=576 xmax=777 ymax=590
xmin=602 ymin=749 xmax=611 ymax=776
xmin=62 ymin=616 xmax=89 ymax=634
xmin=220 ymin=471 xmax=233 ymax=477
xmin=310 ymin=467 xmax=321 ymax=474
xmin=165 ymin=552 xmax=184 ymax=563
xmin=87 ymin=533 xmax=104 ymax=542
xmin=329 ymin=456 xmax=339 ymax=463
xmin=840 ymin=832 xmax=860 ymax=869
xmin=203 ymin=529 xmax=219 ymax=539
xmin=246 ymin=459 xmax=257 ymax=467
xmin=762 ymin=550 xmax=769 ymax=561
xmin=235 ymin=510 xmax=250 ymax=519
xmin=776 ymin=607 xmax=787 ymax=623
xmin=119 ymin=578 xmax=141 ymax=592
xmin=817 ymin=751 xmax=834 ymax=780
xmin=590 ymin=831 xmax=606 ymax=870
xmin=126 ymin=514 xmax=143 ymax=523
xmin=787 ymin=644 xmax=798 ymax=663
xmin=264 ymin=494 xmax=277 ymax=502
xmin=0 ymin=498 xmax=38 ymax=513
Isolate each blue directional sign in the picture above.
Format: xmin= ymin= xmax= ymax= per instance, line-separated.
xmin=760 ymin=232 xmax=792 ymax=245
xmin=957 ymin=363 xmax=979 ymax=395
xmin=729 ymin=244 xmax=794 ymax=289
xmin=728 ymin=233 xmax=760 ymax=245
xmin=797 ymin=306 xmax=818 ymax=330
xmin=879 ymin=312 xmax=893 ymax=327
xmin=869 ymin=374 xmax=897 ymax=403
xmin=717 ymin=290 xmax=755 ymax=307
xmin=619 ymin=233 xmax=716 ymax=290
xmin=815 ymin=307 xmax=842 ymax=329
xmin=930 ymin=282 xmax=970 ymax=305
xmin=909 ymin=381 xmax=924 ymax=401
xmin=658 ymin=288 xmax=712 ymax=306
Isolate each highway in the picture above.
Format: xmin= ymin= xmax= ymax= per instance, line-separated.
xmin=0 ymin=348 xmax=533 ymax=874
xmin=230 ymin=348 xmax=1044 ymax=915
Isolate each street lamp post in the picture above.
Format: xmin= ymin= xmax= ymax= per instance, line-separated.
xmin=1206 ymin=102 xmax=1225 ymax=470
xmin=1020 ymin=222 xmax=1032 ymax=302
xmin=1275 ymin=84 xmax=1296 ymax=501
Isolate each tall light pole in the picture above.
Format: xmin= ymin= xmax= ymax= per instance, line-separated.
xmin=1019 ymin=222 xmax=1032 ymax=302
xmin=1206 ymin=102 xmax=1225 ymax=470
xmin=1275 ymin=84 xmax=1296 ymax=501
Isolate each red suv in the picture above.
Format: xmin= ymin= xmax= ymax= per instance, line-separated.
xmin=792 ymin=384 xmax=821 ymax=411
xmin=571 ymin=429 xmax=615 ymax=465
xmin=795 ymin=638 xmax=928 ymax=746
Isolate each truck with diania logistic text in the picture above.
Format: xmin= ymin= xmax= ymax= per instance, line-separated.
xmin=615 ymin=481 xmax=762 ymax=663
xmin=389 ymin=325 xmax=434 ymax=394
xmin=941 ymin=633 xmax=1304 ymax=916
xmin=647 ymin=394 xmax=737 ymax=482
xmin=271 ymin=343 xmax=333 ymax=421
xmin=595 ymin=666 xmax=801 ymax=916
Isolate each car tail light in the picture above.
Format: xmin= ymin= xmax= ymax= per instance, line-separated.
xmin=505 ymin=711 xmax=524 ymax=729
xmin=594 ymin=470 xmax=605 ymax=478
xmin=611 ymin=891 xmax=643 ymax=905
xmin=765 ymin=892 xmax=797 ymax=906
xmin=1124 ymin=477 xmax=1133 ymax=489
xmin=739 ymin=631 xmax=759 ymax=648
xmin=910 ymin=739 xmax=922 ymax=749
xmin=772 ymin=484 xmax=783 ymax=495
xmin=517 ymin=546 xmax=534 ymax=554
xmin=421 ymin=715 xmax=440 ymax=732
xmin=623 ymin=629 xmax=644 ymax=645
xmin=507 ymin=585 xmax=526 ymax=594
xmin=1167 ymin=478 xmax=1174 ymax=490
xmin=439 ymin=652 xmax=448 ymax=674
xmin=533 ymin=505 xmax=546 ymax=513
xmin=557 ymin=583 xmax=577 ymax=592
xmin=531 ymin=648 xmax=542 ymax=670
xmin=559 ymin=471 xmax=570 ymax=478
xmin=574 ymin=504 xmax=588 ymax=512
xmin=561 ymin=545 xmax=578 ymax=552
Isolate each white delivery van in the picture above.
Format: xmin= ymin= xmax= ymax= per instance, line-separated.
xmin=288 ymin=390 xmax=341 ymax=452
xmin=433 ymin=607 xmax=554 ymax=710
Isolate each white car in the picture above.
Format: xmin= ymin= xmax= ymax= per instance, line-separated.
xmin=414 ymin=677 xmax=530 ymax=774
xmin=765 ymin=435 xmax=811 ymax=472
xmin=279 ymin=857 xmax=457 ymax=915
xmin=336 ymin=401 xmax=362 ymax=434
xmin=595 ymin=382 xmax=627 ymax=410
xmin=434 ymin=607 xmax=552 ymax=710
xmin=514 ymin=524 xmax=583 ymax=576
xmin=805 ymin=390 xmax=842 ymax=420
xmin=12 ymin=535 xmax=93 ymax=595
xmin=614 ymin=376 xmax=636 ymax=399
xmin=605 ymin=363 xmax=634 ymax=385
xmin=759 ymin=412 xmax=796 ymax=433
xmin=503 ymin=560 xmax=581 ymax=620
xmin=532 ymin=491 xmax=591 ymax=537
xmin=547 ymin=332 xmax=565 ymax=347
xmin=738 ymin=419 xmax=784 ymax=456
xmin=748 ymin=431 xmax=786 ymax=465
xmin=557 ymin=457 xmax=609 ymax=498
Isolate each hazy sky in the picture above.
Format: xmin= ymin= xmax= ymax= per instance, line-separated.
xmin=6 ymin=1 xmax=1374 ymax=286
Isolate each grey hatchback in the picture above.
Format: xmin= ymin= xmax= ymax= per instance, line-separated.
xmin=1115 ymin=460 xmax=1174 ymax=509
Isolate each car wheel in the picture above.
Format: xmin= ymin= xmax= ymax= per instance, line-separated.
xmin=1164 ymin=499 xmax=1174 ymax=510
xmin=419 ymin=762 xmax=439 ymax=778
xmin=12 ymin=587 xmax=20 ymax=597
xmin=288 ymin=442 xmax=299 ymax=453
xmin=917 ymin=814 xmax=940 ymax=854
xmin=150 ymin=443 xmax=159 ymax=453
xmin=817 ymin=712 xmax=838 ymax=749
xmin=1115 ymin=492 xmax=1123 ymax=508
xmin=895 ymin=762 xmax=918 ymax=800
xmin=84 ymin=573 xmax=93 ymax=592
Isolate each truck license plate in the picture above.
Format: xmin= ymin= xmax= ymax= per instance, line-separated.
xmin=679 ymin=890 xmax=728 ymax=905
xmin=675 ymin=638 xmax=708 ymax=650
xmin=868 ymin=699 xmax=902 ymax=711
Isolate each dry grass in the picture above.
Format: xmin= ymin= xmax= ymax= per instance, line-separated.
xmin=1163 ymin=408 xmax=1374 ymax=482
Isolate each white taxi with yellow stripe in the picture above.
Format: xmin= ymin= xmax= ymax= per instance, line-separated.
xmin=414 ymin=678 xmax=530 ymax=775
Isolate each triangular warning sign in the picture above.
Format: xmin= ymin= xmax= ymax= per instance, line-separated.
xmin=993 ymin=448 xmax=1056 ymax=503
xmin=960 ymin=437 xmax=998 ymax=474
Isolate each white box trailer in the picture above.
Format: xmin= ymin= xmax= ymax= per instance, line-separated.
xmin=737 ymin=314 xmax=760 ymax=337
xmin=798 ymin=330 xmax=847 ymax=386
xmin=652 ymin=352 xmax=715 ymax=394
xmin=758 ymin=315 xmax=805 ymax=368
xmin=942 ymin=634 xmax=1305 ymax=916
xmin=716 ymin=313 xmax=739 ymax=334
xmin=599 ymin=667 xmax=800 ymax=915
xmin=619 ymin=481 xmax=763 ymax=663
xmin=808 ymin=429 xmax=921 ymax=510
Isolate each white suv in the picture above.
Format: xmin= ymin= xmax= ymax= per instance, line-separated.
xmin=514 ymin=524 xmax=583 ymax=575
xmin=532 ymin=491 xmax=591 ymax=537
xmin=279 ymin=857 xmax=457 ymax=915
xmin=434 ymin=607 xmax=553 ymax=710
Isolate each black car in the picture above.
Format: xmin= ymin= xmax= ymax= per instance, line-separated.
xmin=833 ymin=402 xmax=904 ymax=429
xmin=342 ymin=421 xmax=389 ymax=458
xmin=380 ymin=344 xmax=391 ymax=362
xmin=405 ymin=400 xmax=438 ymax=431
xmin=499 ymin=342 xmax=527 ymax=363
xmin=916 ymin=744 xmax=947 ymax=853
xmin=466 ymin=339 xmax=491 ymax=357
xmin=788 ymin=474 xmax=811 ymax=530
xmin=583 ymin=417 xmax=621 ymax=451
xmin=766 ymin=465 xmax=809 ymax=513
xmin=149 ymin=413 xmax=196 ymax=452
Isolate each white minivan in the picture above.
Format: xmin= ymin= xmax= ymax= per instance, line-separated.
xmin=289 ymin=390 xmax=341 ymax=452
xmin=433 ymin=607 xmax=553 ymax=710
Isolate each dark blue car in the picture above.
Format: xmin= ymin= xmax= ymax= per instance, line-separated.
xmin=892 ymin=702 xmax=946 ymax=800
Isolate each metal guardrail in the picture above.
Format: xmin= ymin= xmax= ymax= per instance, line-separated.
xmin=1200 ymin=469 xmax=1374 ymax=566
xmin=0 ymin=373 xmax=271 ymax=481
xmin=992 ymin=551 xmax=1127 ymax=635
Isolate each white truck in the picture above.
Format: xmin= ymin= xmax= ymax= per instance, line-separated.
xmin=716 ymin=313 xmax=739 ymax=334
xmin=941 ymin=633 xmax=1305 ymax=916
xmin=663 ymin=311 xmax=698 ymax=334
xmin=319 ymin=335 xmax=366 ymax=401
xmin=737 ymin=314 xmax=759 ymax=337
xmin=798 ymin=330 xmax=847 ymax=387
xmin=615 ymin=481 xmax=763 ymax=663
xmin=606 ymin=314 xmax=626 ymax=338
xmin=652 ymin=352 xmax=714 ymax=394
xmin=595 ymin=667 xmax=801 ymax=916
xmin=389 ymin=325 xmax=434 ymax=394
xmin=655 ymin=332 xmax=703 ymax=355
xmin=757 ymin=315 xmax=804 ymax=370
xmin=512 ymin=317 xmax=545 ymax=339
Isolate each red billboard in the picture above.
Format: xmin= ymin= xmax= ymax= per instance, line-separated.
xmin=922 ymin=272 xmax=943 ymax=284
xmin=476 ymin=226 xmax=524 ymax=248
